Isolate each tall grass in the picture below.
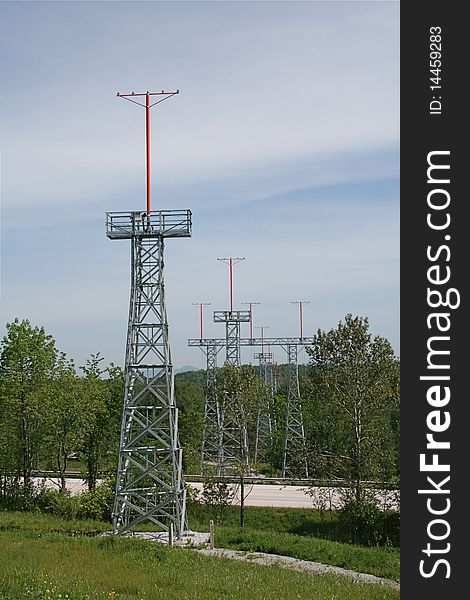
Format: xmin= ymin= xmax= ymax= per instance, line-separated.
xmin=187 ymin=503 xmax=399 ymax=546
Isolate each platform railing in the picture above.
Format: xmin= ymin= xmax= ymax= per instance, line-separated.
xmin=106 ymin=210 xmax=192 ymax=239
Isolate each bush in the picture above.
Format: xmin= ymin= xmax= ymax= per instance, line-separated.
xmin=0 ymin=477 xmax=36 ymax=512
xmin=380 ymin=509 xmax=400 ymax=547
xmin=339 ymin=495 xmax=383 ymax=546
xmin=77 ymin=481 xmax=113 ymax=521
xmin=34 ymin=488 xmax=80 ymax=520
xmin=27 ymin=480 xmax=114 ymax=522
xmin=201 ymin=478 xmax=234 ymax=524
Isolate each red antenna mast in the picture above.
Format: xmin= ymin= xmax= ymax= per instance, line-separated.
xmin=192 ymin=302 xmax=211 ymax=340
xmin=255 ymin=325 xmax=269 ymax=354
xmin=117 ymin=90 xmax=179 ymax=215
xmin=241 ymin=301 xmax=260 ymax=339
xmin=217 ymin=257 xmax=245 ymax=312
xmin=291 ymin=301 xmax=310 ymax=338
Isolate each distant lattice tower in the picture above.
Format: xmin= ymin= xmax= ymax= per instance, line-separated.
xmin=107 ymin=90 xmax=191 ymax=537
xmin=212 ymin=309 xmax=250 ymax=473
xmin=282 ymin=344 xmax=308 ymax=479
xmin=210 ymin=259 xmax=250 ymax=473
xmin=199 ymin=342 xmax=224 ymax=475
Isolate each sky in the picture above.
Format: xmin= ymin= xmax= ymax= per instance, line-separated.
xmin=0 ymin=0 xmax=399 ymax=370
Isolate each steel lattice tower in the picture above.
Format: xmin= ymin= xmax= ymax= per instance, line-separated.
xmin=212 ymin=311 xmax=251 ymax=473
xmin=282 ymin=344 xmax=308 ymax=479
xmin=213 ymin=310 xmax=250 ymax=366
xmin=107 ymin=90 xmax=191 ymax=537
xmin=199 ymin=343 xmax=224 ymax=475
xmin=208 ymin=258 xmax=251 ymax=474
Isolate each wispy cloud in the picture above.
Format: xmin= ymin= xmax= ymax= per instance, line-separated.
xmin=0 ymin=1 xmax=399 ymax=367
xmin=1 ymin=1 xmax=398 ymax=207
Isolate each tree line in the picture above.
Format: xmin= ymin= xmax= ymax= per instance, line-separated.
xmin=0 ymin=314 xmax=400 ymax=510
xmin=0 ymin=319 xmax=123 ymax=504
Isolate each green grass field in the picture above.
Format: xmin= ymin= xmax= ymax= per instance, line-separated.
xmin=187 ymin=504 xmax=400 ymax=581
xmin=0 ymin=512 xmax=399 ymax=600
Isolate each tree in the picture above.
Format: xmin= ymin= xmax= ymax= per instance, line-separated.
xmin=79 ymin=355 xmax=123 ymax=491
xmin=200 ymin=477 xmax=234 ymax=524
xmin=305 ymin=314 xmax=399 ymax=502
xmin=44 ymin=356 xmax=87 ymax=492
xmin=175 ymin=380 xmax=205 ymax=473
xmin=0 ymin=319 xmax=59 ymax=495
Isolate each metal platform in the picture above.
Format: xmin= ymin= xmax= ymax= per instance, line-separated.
xmin=213 ymin=310 xmax=251 ymax=323
xmin=254 ymin=352 xmax=273 ymax=360
xmin=106 ymin=210 xmax=192 ymax=239
xmin=188 ymin=336 xmax=315 ymax=347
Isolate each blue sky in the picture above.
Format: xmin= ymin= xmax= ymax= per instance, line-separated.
xmin=0 ymin=1 xmax=399 ymax=369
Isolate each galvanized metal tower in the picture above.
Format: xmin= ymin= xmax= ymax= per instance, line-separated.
xmin=191 ymin=302 xmax=224 ymax=475
xmin=199 ymin=342 xmax=224 ymax=475
xmin=107 ymin=90 xmax=191 ymax=537
xmin=210 ymin=259 xmax=251 ymax=473
xmin=242 ymin=301 xmax=260 ymax=363
xmin=282 ymin=343 xmax=308 ymax=478
xmin=253 ymin=325 xmax=273 ymax=463
xmin=282 ymin=301 xmax=311 ymax=478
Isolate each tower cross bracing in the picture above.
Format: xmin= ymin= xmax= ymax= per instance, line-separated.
xmin=213 ymin=311 xmax=251 ymax=366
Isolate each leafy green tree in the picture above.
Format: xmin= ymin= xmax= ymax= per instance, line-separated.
xmin=200 ymin=477 xmax=234 ymax=524
xmin=0 ymin=319 xmax=59 ymax=494
xmin=79 ymin=354 xmax=123 ymax=491
xmin=175 ymin=380 xmax=205 ymax=473
xmin=101 ymin=362 xmax=124 ymax=479
xmin=44 ymin=357 xmax=87 ymax=492
xmin=305 ymin=314 xmax=399 ymax=501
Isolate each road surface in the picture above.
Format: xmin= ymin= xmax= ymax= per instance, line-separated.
xmin=34 ymin=478 xmax=398 ymax=510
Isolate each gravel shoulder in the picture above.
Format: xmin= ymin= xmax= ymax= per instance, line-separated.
xmin=196 ymin=547 xmax=400 ymax=590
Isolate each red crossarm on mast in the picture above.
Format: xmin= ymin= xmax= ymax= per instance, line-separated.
xmin=217 ymin=257 xmax=245 ymax=312
xmin=117 ymin=90 xmax=179 ymax=215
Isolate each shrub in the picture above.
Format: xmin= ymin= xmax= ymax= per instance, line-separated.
xmin=338 ymin=495 xmax=382 ymax=546
xmin=201 ymin=478 xmax=234 ymax=524
xmin=34 ymin=488 xmax=80 ymax=520
xmin=77 ymin=481 xmax=113 ymax=521
xmin=0 ymin=477 xmax=36 ymax=512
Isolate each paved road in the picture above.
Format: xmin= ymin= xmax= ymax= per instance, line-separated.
xmin=189 ymin=482 xmax=323 ymax=508
xmin=36 ymin=478 xmax=398 ymax=510
xmin=35 ymin=478 xmax=338 ymax=509
xmin=36 ymin=478 xmax=322 ymax=507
